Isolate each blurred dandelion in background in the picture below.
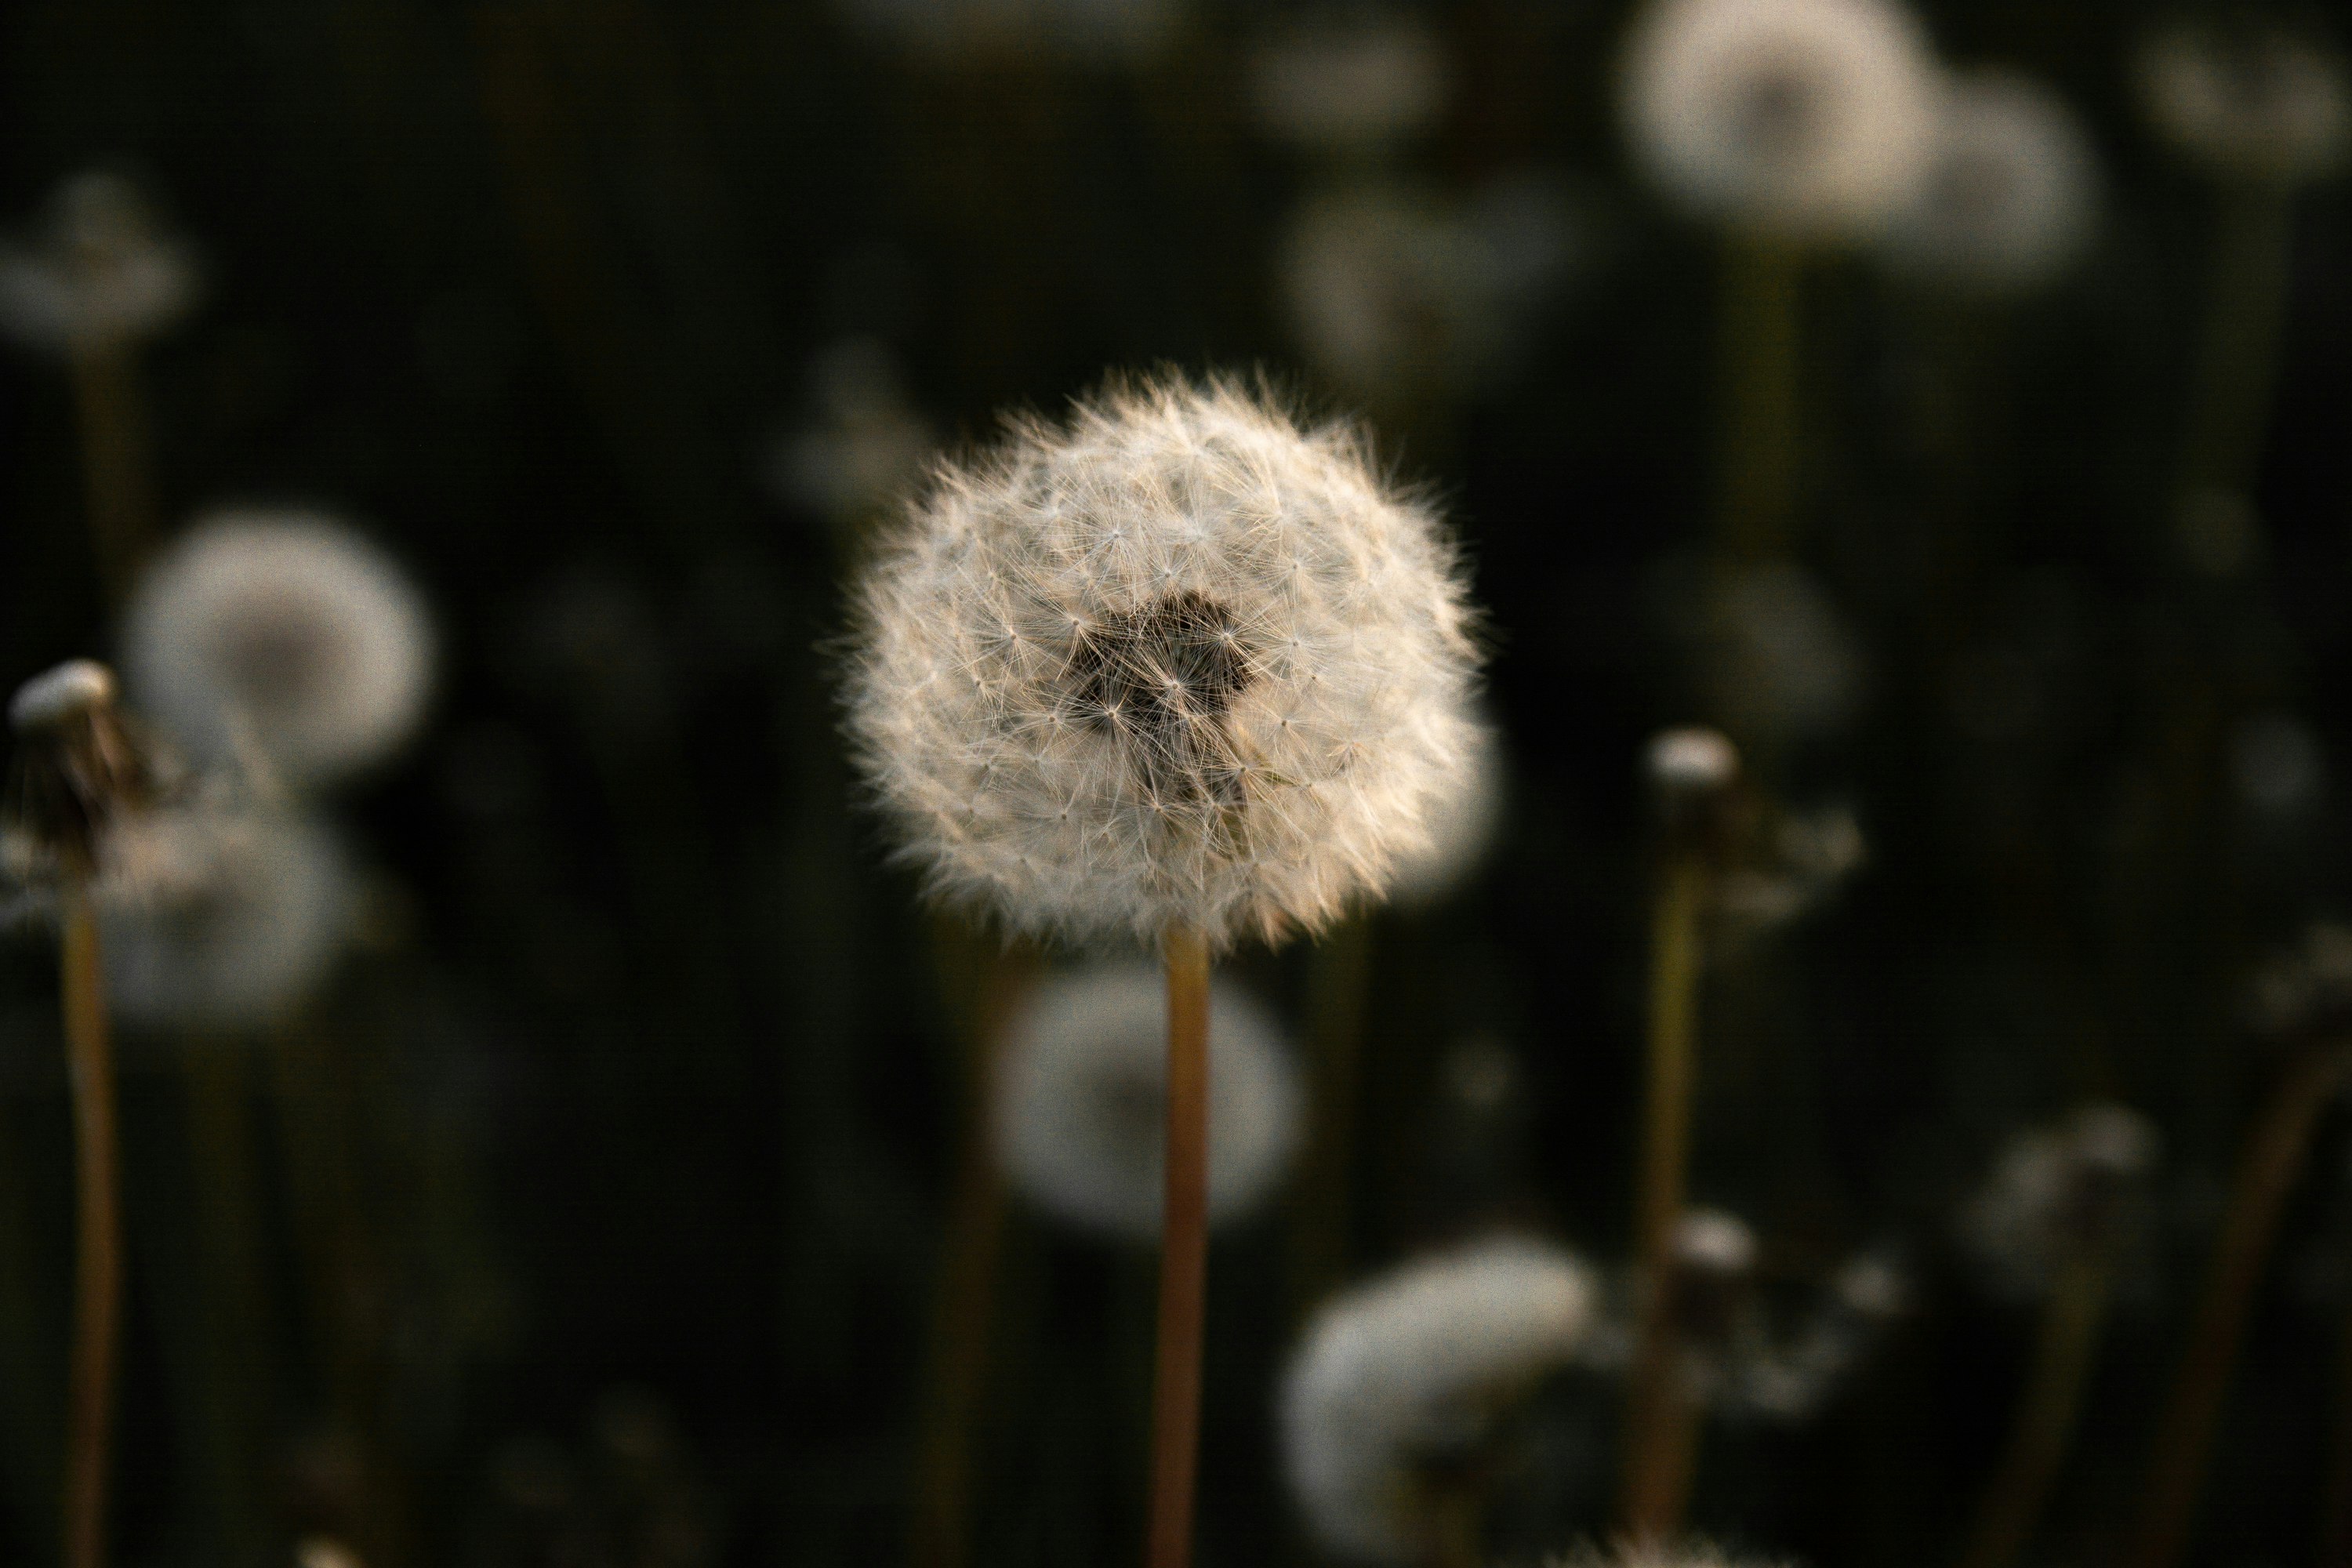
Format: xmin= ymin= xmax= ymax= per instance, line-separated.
xmin=992 ymin=960 xmax=1301 ymax=1240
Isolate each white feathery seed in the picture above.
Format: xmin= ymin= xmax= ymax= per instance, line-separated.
xmin=98 ymin=802 xmax=355 ymax=1029
xmin=1280 ymin=1236 xmax=1596 ymax=1563
xmin=2137 ymin=24 xmax=2350 ymax=184
xmin=122 ymin=511 xmax=435 ymax=789
xmin=1619 ymin=0 xmax=1941 ymax=238
xmin=993 ymin=960 xmax=1302 ymax=1239
xmin=841 ymin=376 xmax=1485 ymax=949
xmin=1875 ymin=70 xmax=2100 ymax=295
xmin=1247 ymin=15 xmax=1451 ymax=156
xmin=0 ymin=171 xmax=198 ymax=355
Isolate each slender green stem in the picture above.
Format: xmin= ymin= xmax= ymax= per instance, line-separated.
xmin=1957 ymin=1254 xmax=2116 ymax=1568
xmin=1718 ymin=232 xmax=1803 ymax=564
xmin=60 ymin=895 xmax=122 ymax=1568
xmin=1290 ymin=916 xmax=1374 ymax=1316
xmin=1145 ymin=927 xmax=1212 ymax=1568
xmin=2129 ymin=1044 xmax=2350 ymax=1568
xmin=1619 ymin=851 xmax=1709 ymax=1541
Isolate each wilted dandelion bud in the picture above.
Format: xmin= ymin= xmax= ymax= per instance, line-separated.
xmin=0 ymin=171 xmax=198 ymax=356
xmin=2136 ymin=24 xmax=2350 ymax=184
xmin=1662 ymin=1207 xmax=1762 ymax=1348
xmin=1875 ymin=71 xmax=2100 ymax=295
xmin=100 ymin=802 xmax=354 ymax=1029
xmin=1648 ymin=726 xmax=1740 ymax=799
xmin=1247 ymin=14 xmax=1450 ymax=157
xmin=1961 ymin=1102 xmax=2160 ymax=1298
xmin=1618 ymin=0 xmax=1940 ymax=238
xmin=122 ymin=511 xmax=435 ymax=790
xmin=2249 ymin=921 xmax=2352 ymax=1043
xmin=1279 ymin=1236 xmax=1597 ymax=1563
xmin=5 ymin=659 xmax=159 ymax=891
xmin=993 ymin=960 xmax=1302 ymax=1240
xmin=842 ymin=376 xmax=1484 ymax=949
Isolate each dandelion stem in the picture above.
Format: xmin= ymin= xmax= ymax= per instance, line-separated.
xmin=67 ymin=341 xmax=157 ymax=607
xmin=2129 ymin=1043 xmax=2350 ymax=1568
xmin=911 ymin=941 xmax=1033 ymax=1568
xmin=1957 ymin=1253 xmax=2115 ymax=1568
xmin=1620 ymin=850 xmax=1709 ymax=1541
xmin=1146 ymin=925 xmax=1212 ymax=1568
xmin=60 ymin=894 xmax=122 ymax=1568
xmin=1718 ymin=231 xmax=1803 ymax=564
xmin=1292 ymin=916 xmax=1374 ymax=1317
xmin=2179 ymin=181 xmax=2296 ymax=506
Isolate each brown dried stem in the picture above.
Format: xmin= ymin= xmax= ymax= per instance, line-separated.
xmin=60 ymin=895 xmax=122 ymax=1568
xmin=1145 ymin=926 xmax=1212 ymax=1568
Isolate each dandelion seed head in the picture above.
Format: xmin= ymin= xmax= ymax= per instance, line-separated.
xmin=1280 ymin=1236 xmax=1596 ymax=1563
xmin=1619 ymin=0 xmax=1940 ymax=238
xmin=1961 ymin=1102 xmax=2159 ymax=1298
xmin=0 ymin=171 xmax=198 ymax=355
xmin=1877 ymin=71 xmax=2100 ymax=294
xmin=843 ymin=376 xmax=1483 ymax=949
xmin=100 ymin=802 xmax=354 ymax=1029
xmin=993 ymin=960 xmax=1301 ymax=1239
xmin=123 ymin=512 xmax=435 ymax=789
xmin=2138 ymin=24 xmax=2350 ymax=183
xmin=1388 ymin=717 xmax=1504 ymax=910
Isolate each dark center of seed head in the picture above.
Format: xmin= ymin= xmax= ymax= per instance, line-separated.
xmin=1065 ymin=590 xmax=1254 ymax=800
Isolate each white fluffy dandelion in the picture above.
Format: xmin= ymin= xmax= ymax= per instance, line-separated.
xmin=99 ymin=803 xmax=354 ymax=1029
xmin=993 ymin=960 xmax=1301 ymax=1239
xmin=842 ymin=376 xmax=1484 ymax=949
xmin=1247 ymin=14 xmax=1450 ymax=156
xmin=2137 ymin=24 xmax=2350 ymax=184
xmin=0 ymin=171 xmax=198 ymax=356
xmin=1279 ymin=1236 xmax=1596 ymax=1563
xmin=1388 ymin=717 xmax=1504 ymax=910
xmin=1875 ymin=71 xmax=2100 ymax=294
xmin=1961 ymin=1102 xmax=2160 ymax=1299
xmin=1619 ymin=0 xmax=1941 ymax=238
xmin=122 ymin=511 xmax=435 ymax=789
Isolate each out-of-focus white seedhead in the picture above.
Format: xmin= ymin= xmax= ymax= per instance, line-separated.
xmin=1876 ymin=70 xmax=2100 ymax=294
xmin=0 ymin=171 xmax=198 ymax=356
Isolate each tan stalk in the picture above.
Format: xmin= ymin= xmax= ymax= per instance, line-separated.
xmin=1145 ymin=926 xmax=1213 ymax=1568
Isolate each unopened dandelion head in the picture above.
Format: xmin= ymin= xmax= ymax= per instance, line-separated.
xmin=100 ymin=803 xmax=354 ymax=1029
xmin=122 ymin=511 xmax=435 ymax=789
xmin=1279 ymin=1236 xmax=1596 ymax=1563
xmin=993 ymin=960 xmax=1301 ymax=1239
xmin=1877 ymin=71 xmax=2100 ymax=294
xmin=1619 ymin=0 xmax=1940 ymax=238
xmin=2137 ymin=24 xmax=2350 ymax=183
xmin=842 ymin=376 xmax=1484 ymax=949
xmin=1961 ymin=1102 xmax=2159 ymax=1298
xmin=1247 ymin=15 xmax=1450 ymax=156
xmin=5 ymin=659 xmax=160 ymax=889
xmin=0 ymin=170 xmax=198 ymax=356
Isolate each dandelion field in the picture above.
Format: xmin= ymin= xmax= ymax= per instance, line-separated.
xmin=4 ymin=2 xmax=2352 ymax=1567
